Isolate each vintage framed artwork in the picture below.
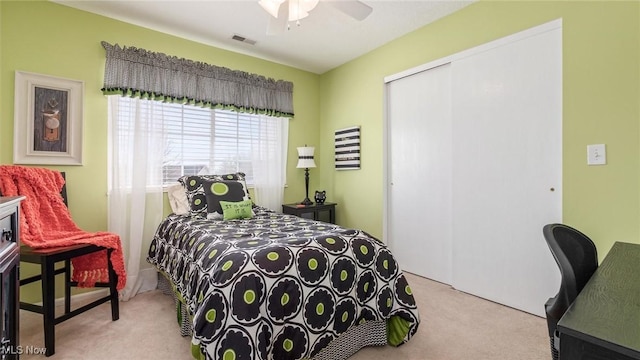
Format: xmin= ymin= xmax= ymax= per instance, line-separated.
xmin=14 ymin=71 xmax=84 ymax=165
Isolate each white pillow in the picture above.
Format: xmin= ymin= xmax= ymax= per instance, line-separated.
xmin=167 ymin=183 xmax=189 ymax=215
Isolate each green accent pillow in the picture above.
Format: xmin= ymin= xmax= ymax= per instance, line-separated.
xmin=219 ymin=200 xmax=254 ymax=220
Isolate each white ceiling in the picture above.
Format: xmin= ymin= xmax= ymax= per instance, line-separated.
xmin=53 ymin=0 xmax=473 ymax=74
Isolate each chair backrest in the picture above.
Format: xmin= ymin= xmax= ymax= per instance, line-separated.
xmin=60 ymin=172 xmax=68 ymax=207
xmin=543 ymin=223 xmax=598 ymax=323
xmin=0 ymin=171 xmax=68 ymax=207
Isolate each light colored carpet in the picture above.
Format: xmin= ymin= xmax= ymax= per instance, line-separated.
xmin=19 ymin=273 xmax=549 ymax=359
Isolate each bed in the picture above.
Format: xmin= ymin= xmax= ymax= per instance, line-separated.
xmin=147 ymin=174 xmax=420 ymax=360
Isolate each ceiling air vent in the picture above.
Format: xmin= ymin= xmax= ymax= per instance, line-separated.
xmin=232 ymin=34 xmax=256 ymax=45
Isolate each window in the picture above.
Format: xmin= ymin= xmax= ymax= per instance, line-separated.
xmin=114 ymin=97 xmax=283 ymax=186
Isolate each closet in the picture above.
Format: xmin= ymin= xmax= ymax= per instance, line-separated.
xmin=384 ymin=20 xmax=562 ymax=317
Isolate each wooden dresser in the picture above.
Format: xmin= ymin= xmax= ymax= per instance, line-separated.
xmin=0 ymin=197 xmax=24 ymax=359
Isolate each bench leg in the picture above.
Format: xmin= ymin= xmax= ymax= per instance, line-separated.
xmin=107 ymin=249 xmax=119 ymax=321
xmin=41 ymin=260 xmax=56 ymax=357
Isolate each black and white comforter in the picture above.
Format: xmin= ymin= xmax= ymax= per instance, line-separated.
xmin=147 ymin=207 xmax=420 ymax=360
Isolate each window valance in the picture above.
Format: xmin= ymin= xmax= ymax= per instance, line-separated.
xmin=101 ymin=41 xmax=294 ymax=117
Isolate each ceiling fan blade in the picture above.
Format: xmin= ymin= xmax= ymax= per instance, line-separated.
xmin=267 ymin=0 xmax=289 ymax=35
xmin=327 ymin=0 xmax=372 ymax=21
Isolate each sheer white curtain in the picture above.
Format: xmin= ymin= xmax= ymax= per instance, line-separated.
xmin=107 ymin=96 xmax=164 ymax=301
xmin=250 ymin=116 xmax=289 ymax=211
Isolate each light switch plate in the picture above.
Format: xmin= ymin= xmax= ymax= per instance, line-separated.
xmin=587 ymin=144 xmax=606 ymax=165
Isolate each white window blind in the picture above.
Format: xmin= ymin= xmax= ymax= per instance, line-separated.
xmin=115 ymin=97 xmax=279 ymax=186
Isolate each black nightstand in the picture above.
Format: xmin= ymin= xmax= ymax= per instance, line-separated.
xmin=282 ymin=202 xmax=336 ymax=224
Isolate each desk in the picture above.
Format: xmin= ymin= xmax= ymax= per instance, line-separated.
xmin=557 ymin=241 xmax=640 ymax=360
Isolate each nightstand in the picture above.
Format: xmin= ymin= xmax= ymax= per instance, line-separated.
xmin=282 ymin=202 xmax=336 ymax=224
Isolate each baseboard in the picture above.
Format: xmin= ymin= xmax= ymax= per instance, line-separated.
xmin=27 ymin=267 xmax=160 ymax=307
xmin=26 ymin=289 xmax=110 ymax=308
xmin=136 ymin=267 xmax=160 ymax=294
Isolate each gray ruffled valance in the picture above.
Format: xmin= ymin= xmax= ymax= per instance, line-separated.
xmin=101 ymin=41 xmax=294 ymax=117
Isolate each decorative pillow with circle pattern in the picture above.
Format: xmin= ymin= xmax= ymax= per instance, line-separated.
xmin=203 ymin=180 xmax=253 ymax=219
xmin=178 ymin=173 xmax=251 ymax=217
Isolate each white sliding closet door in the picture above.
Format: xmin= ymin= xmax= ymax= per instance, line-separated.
xmin=387 ymin=63 xmax=453 ymax=284
xmin=385 ymin=20 xmax=562 ymax=317
xmin=450 ymin=27 xmax=562 ymax=316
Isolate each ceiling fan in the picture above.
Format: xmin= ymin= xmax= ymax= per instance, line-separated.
xmin=259 ymin=0 xmax=373 ymax=34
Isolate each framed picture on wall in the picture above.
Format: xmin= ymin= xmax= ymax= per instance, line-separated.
xmin=335 ymin=126 xmax=360 ymax=170
xmin=13 ymin=71 xmax=84 ymax=165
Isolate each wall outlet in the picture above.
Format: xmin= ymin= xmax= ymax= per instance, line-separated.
xmin=587 ymin=144 xmax=606 ymax=165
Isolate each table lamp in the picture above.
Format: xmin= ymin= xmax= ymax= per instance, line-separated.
xmin=296 ymin=146 xmax=316 ymax=206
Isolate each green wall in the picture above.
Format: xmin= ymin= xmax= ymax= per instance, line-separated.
xmin=319 ymin=0 xmax=640 ymax=260
xmin=0 ymin=0 xmax=320 ymax=301
xmin=0 ymin=3 xmax=2 ymax=113
xmin=2 ymin=0 xmax=639 ymax=303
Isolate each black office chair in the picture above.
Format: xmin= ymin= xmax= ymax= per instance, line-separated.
xmin=543 ymin=223 xmax=598 ymax=360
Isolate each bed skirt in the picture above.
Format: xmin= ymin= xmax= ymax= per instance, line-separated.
xmin=157 ymin=273 xmax=388 ymax=359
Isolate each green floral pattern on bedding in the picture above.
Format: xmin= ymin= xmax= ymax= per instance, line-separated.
xmin=148 ymin=206 xmax=419 ymax=360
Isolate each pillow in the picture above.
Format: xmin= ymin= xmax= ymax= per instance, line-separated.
xmin=178 ymin=172 xmax=251 ymax=217
xmin=219 ymin=200 xmax=254 ymax=220
xmin=202 ymin=179 xmax=252 ymax=219
xmin=166 ymin=183 xmax=190 ymax=215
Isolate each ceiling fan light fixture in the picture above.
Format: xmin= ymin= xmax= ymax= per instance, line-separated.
xmin=261 ymin=0 xmax=320 ymax=22
xmin=288 ymin=0 xmax=319 ymax=21
xmin=259 ymin=0 xmax=286 ymax=18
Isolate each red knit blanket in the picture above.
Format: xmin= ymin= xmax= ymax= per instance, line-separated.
xmin=0 ymin=165 xmax=126 ymax=291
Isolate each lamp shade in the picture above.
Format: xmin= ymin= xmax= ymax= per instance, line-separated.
xmin=296 ymin=146 xmax=316 ymax=168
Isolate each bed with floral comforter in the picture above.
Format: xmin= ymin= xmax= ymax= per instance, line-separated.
xmin=147 ymin=206 xmax=420 ymax=360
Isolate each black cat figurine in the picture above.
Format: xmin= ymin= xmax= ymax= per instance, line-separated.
xmin=314 ymin=190 xmax=326 ymax=204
